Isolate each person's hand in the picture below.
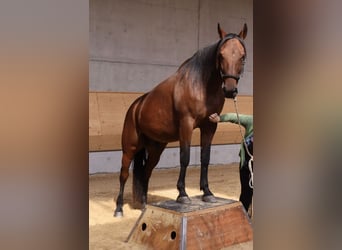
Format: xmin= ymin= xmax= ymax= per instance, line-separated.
xmin=209 ymin=113 xmax=220 ymax=123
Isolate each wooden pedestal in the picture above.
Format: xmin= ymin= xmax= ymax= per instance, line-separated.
xmin=126 ymin=196 xmax=253 ymax=249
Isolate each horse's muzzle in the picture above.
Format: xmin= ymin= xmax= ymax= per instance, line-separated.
xmin=223 ymin=87 xmax=238 ymax=99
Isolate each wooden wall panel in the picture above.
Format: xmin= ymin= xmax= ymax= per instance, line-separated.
xmin=89 ymin=92 xmax=253 ymax=151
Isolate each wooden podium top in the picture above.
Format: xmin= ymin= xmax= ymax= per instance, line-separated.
xmin=151 ymin=195 xmax=237 ymax=214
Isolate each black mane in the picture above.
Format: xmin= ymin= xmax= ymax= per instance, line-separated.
xmin=177 ymin=40 xmax=220 ymax=85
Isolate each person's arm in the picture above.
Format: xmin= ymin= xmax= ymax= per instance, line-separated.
xmin=209 ymin=113 xmax=243 ymax=124
xmin=219 ymin=113 xmax=253 ymax=133
xmin=219 ymin=113 xmax=238 ymax=123
xmin=209 ymin=112 xmax=253 ymax=129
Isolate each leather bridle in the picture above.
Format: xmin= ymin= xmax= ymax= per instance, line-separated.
xmin=217 ymin=33 xmax=247 ymax=83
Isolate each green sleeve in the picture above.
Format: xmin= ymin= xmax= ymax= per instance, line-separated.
xmin=219 ymin=113 xmax=253 ymax=137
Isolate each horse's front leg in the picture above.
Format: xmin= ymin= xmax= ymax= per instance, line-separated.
xmin=200 ymin=125 xmax=217 ymax=203
xmin=176 ymin=119 xmax=193 ymax=204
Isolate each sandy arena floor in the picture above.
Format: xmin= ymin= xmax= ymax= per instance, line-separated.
xmin=89 ymin=163 xmax=253 ymax=249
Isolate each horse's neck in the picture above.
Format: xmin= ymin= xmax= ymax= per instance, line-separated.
xmin=178 ymin=44 xmax=221 ymax=87
xmin=197 ymin=43 xmax=220 ymax=81
xmin=175 ymin=41 xmax=224 ymax=112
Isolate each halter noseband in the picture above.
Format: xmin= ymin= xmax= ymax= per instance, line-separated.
xmin=220 ymin=72 xmax=240 ymax=82
xmin=217 ymin=33 xmax=246 ymax=82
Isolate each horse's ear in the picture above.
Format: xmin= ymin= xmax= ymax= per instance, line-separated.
xmin=238 ymin=23 xmax=248 ymax=40
xmin=217 ymin=23 xmax=227 ymax=39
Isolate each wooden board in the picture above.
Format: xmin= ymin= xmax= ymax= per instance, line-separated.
xmin=89 ymin=92 xmax=142 ymax=151
xmin=127 ymin=196 xmax=253 ymax=249
xmin=89 ymin=92 xmax=253 ymax=151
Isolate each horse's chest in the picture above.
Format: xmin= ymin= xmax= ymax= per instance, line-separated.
xmin=193 ymin=96 xmax=223 ymax=115
xmin=181 ymin=101 xmax=215 ymax=123
xmin=192 ymin=101 xmax=208 ymax=116
xmin=174 ymin=85 xmax=223 ymax=117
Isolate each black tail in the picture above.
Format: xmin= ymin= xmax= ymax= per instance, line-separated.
xmin=132 ymin=148 xmax=147 ymax=209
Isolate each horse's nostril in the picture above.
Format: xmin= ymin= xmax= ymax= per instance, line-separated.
xmin=222 ymin=86 xmax=238 ymax=99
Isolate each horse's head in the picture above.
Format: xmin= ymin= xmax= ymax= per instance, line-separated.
xmin=217 ymin=23 xmax=247 ymax=99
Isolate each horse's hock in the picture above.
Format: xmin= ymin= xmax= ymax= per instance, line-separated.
xmin=126 ymin=196 xmax=253 ymax=249
xmin=89 ymin=92 xmax=253 ymax=151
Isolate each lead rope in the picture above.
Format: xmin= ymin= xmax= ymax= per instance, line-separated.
xmin=233 ymin=97 xmax=254 ymax=218
xmin=233 ymin=97 xmax=253 ymax=189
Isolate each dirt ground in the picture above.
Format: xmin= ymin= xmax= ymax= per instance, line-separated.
xmin=89 ymin=163 xmax=253 ymax=249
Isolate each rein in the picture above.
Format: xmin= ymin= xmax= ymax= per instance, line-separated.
xmin=233 ymin=97 xmax=254 ymax=189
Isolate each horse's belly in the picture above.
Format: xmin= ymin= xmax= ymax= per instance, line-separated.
xmin=139 ymin=119 xmax=179 ymax=143
xmin=147 ymin=131 xmax=179 ymax=143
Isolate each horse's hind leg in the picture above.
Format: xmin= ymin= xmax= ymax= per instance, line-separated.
xmin=114 ymin=103 xmax=140 ymax=217
xmin=132 ymin=140 xmax=166 ymax=208
xmin=114 ymin=151 xmax=134 ymax=217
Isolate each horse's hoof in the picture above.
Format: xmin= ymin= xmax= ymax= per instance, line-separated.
xmin=114 ymin=210 xmax=123 ymax=217
xmin=176 ymin=195 xmax=191 ymax=204
xmin=202 ymin=195 xmax=217 ymax=203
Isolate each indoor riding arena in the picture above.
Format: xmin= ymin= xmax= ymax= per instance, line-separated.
xmin=89 ymin=1 xmax=253 ymax=249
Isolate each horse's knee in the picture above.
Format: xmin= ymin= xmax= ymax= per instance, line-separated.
xmin=180 ymin=145 xmax=190 ymax=167
xmin=200 ymin=145 xmax=211 ymax=165
xmin=180 ymin=155 xmax=190 ymax=168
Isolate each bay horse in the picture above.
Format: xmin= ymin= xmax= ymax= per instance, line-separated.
xmin=114 ymin=23 xmax=247 ymax=217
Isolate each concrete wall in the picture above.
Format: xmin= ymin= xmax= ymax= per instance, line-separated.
xmin=89 ymin=0 xmax=253 ymax=173
xmin=90 ymin=0 xmax=253 ymax=94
